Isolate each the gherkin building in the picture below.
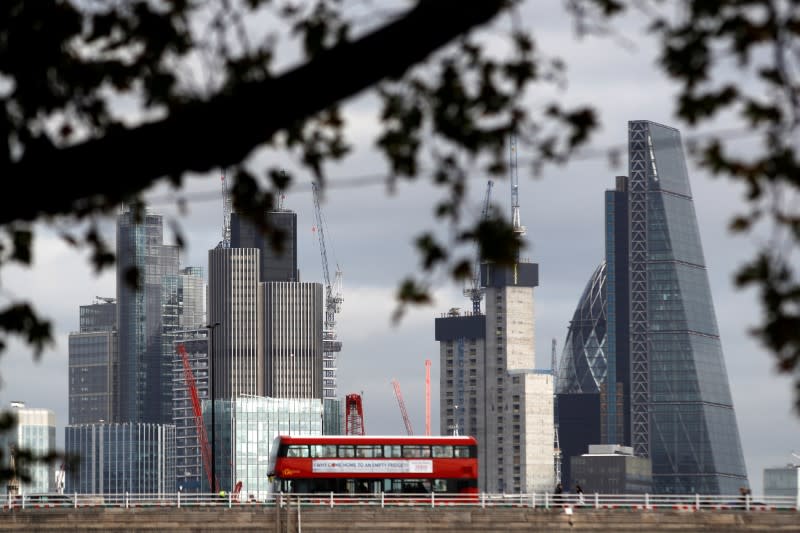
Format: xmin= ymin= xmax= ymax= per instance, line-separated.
xmin=557 ymin=261 xmax=607 ymax=395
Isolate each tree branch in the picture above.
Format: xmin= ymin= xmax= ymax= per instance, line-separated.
xmin=5 ymin=0 xmax=506 ymax=225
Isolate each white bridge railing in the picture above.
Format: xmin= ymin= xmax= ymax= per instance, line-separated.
xmin=4 ymin=492 xmax=798 ymax=511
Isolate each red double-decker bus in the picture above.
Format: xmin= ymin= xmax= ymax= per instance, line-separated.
xmin=268 ymin=435 xmax=478 ymax=495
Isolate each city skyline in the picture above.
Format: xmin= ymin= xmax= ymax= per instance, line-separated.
xmin=0 ymin=6 xmax=796 ymax=496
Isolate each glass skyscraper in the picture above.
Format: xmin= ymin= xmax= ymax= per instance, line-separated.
xmin=627 ymin=120 xmax=747 ymax=494
xmin=558 ymin=121 xmax=748 ymax=494
xmin=117 ymin=209 xmax=180 ymax=424
xmin=557 ymin=261 xmax=608 ymax=396
xmin=69 ymin=300 xmax=118 ymax=424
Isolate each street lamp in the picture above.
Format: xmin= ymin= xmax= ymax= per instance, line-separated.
xmin=205 ymin=322 xmax=221 ymax=492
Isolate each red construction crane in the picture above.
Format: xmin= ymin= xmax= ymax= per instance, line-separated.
xmin=391 ymin=379 xmax=414 ymax=436
xmin=176 ymin=343 xmax=217 ymax=492
xmin=345 ymin=393 xmax=365 ymax=435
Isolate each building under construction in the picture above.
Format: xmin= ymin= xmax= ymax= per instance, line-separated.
xmin=435 ymin=136 xmax=554 ymax=494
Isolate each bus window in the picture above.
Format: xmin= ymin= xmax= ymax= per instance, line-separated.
xmin=338 ymin=445 xmax=355 ymax=457
xmin=384 ymin=445 xmax=402 ymax=458
xmin=355 ymin=445 xmax=382 ymax=458
xmin=432 ymin=479 xmax=449 ymax=493
xmin=287 ymin=445 xmax=309 ymax=457
xmin=396 ymin=479 xmax=430 ymax=493
xmin=454 ymin=446 xmax=472 ymax=458
xmin=432 ymin=445 xmax=453 ymax=458
xmin=310 ymin=444 xmax=337 ymax=457
xmin=402 ymin=445 xmax=431 ymax=458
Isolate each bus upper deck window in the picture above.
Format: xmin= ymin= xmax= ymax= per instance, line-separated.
xmin=287 ymin=445 xmax=309 ymax=457
xmin=454 ymin=446 xmax=471 ymax=458
xmin=356 ymin=445 xmax=382 ymax=458
xmin=384 ymin=445 xmax=402 ymax=458
xmin=432 ymin=446 xmax=453 ymax=458
xmin=403 ymin=445 xmax=431 ymax=458
xmin=310 ymin=444 xmax=337 ymax=457
xmin=339 ymin=445 xmax=355 ymax=458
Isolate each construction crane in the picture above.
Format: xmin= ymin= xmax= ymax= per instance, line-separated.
xmin=391 ymin=379 xmax=414 ymax=435
xmin=345 ymin=393 xmax=365 ymax=435
xmin=552 ymin=338 xmax=562 ymax=486
xmin=94 ymin=296 xmax=115 ymax=304
xmin=220 ymin=172 xmax=232 ymax=248
xmin=176 ymin=343 xmax=217 ymax=492
xmin=509 ymin=134 xmax=526 ymax=250
xmin=311 ymin=182 xmax=344 ymax=399
xmin=463 ymin=181 xmax=494 ymax=314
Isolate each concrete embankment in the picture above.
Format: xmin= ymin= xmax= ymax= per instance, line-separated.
xmin=1 ymin=507 xmax=799 ymax=532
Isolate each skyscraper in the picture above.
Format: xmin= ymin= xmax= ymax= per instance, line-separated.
xmin=557 ymin=121 xmax=748 ymax=494
xmin=626 ymin=120 xmax=747 ymax=493
xmin=436 ymin=253 xmax=553 ymax=494
xmin=208 ymin=247 xmax=262 ymax=398
xmin=116 ymin=209 xmax=180 ymax=424
xmin=603 ymin=176 xmax=630 ymax=448
xmin=172 ymin=328 xmax=209 ymax=493
xmin=262 ymin=282 xmax=324 ymax=398
xmin=69 ymin=300 xmax=118 ymax=424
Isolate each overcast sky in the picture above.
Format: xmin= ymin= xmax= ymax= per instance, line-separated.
xmin=0 ymin=2 xmax=797 ymax=495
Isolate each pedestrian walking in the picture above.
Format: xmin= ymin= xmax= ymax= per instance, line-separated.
xmin=575 ymin=483 xmax=585 ymax=506
xmin=554 ymin=483 xmax=563 ymax=507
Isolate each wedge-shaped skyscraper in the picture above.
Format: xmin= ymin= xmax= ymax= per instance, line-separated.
xmin=558 ymin=121 xmax=748 ymax=494
xmin=628 ymin=120 xmax=747 ymax=493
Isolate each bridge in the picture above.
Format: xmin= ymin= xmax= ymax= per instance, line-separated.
xmin=2 ymin=493 xmax=799 ymax=531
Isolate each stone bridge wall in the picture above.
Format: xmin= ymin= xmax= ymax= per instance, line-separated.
xmin=1 ymin=507 xmax=799 ymax=531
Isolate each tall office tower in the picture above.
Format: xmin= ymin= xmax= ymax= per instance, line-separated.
xmin=555 ymin=262 xmax=606 ymax=488
xmin=262 ymin=282 xmax=324 ymax=398
xmin=158 ymin=266 xmax=205 ymax=424
xmin=230 ymin=210 xmax=299 ymax=282
xmin=208 ymin=247 xmax=262 ymax=398
xmin=117 ymin=208 xmax=180 ymax=424
xmin=172 ymin=328 xmax=209 ymax=493
xmin=69 ymin=300 xmax=118 ymax=424
xmin=0 ymin=402 xmax=56 ymax=494
xmin=436 ymin=262 xmax=553 ymax=494
xmin=482 ymin=262 xmax=553 ymax=494
xmin=625 ymin=120 xmax=747 ymax=493
xmin=603 ymin=176 xmax=630 ymax=448
xmin=179 ymin=267 xmax=206 ymax=328
xmin=65 ymin=423 xmax=175 ymax=494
